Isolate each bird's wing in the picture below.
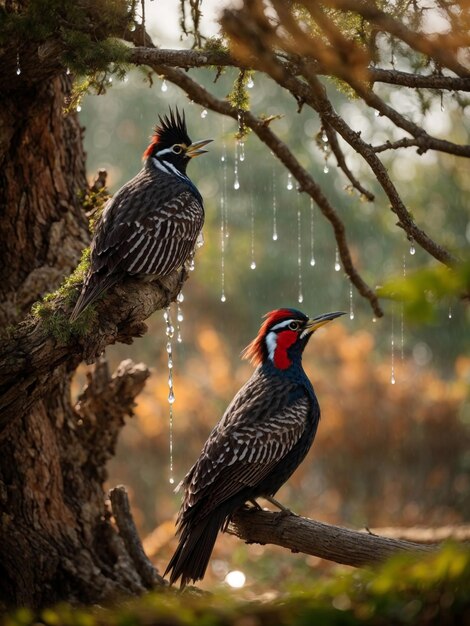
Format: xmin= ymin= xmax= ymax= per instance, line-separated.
xmin=182 ymin=384 xmax=311 ymax=511
xmin=92 ymin=187 xmax=204 ymax=277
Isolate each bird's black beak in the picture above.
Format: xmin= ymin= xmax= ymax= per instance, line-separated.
xmin=186 ymin=138 xmax=213 ymax=158
xmin=302 ymin=311 xmax=346 ymax=337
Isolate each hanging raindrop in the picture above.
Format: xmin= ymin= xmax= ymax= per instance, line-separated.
xmin=250 ymin=196 xmax=256 ymax=270
xmin=323 ymin=164 xmax=329 ymax=174
xmin=16 ymin=52 xmax=21 ymax=76
xmin=161 ymin=79 xmax=168 ymax=92
xmin=272 ymin=163 xmax=278 ymax=241
xmin=287 ymin=172 xmax=293 ymax=191
xmin=164 ymin=307 xmax=176 ymax=483
xmin=239 ymin=141 xmax=245 ymax=162
xmin=297 ymin=195 xmax=303 ymax=304
xmin=233 ymin=140 xmax=240 ymax=190
xmin=448 ymin=305 xmax=453 ymax=319
xmin=409 ymin=237 xmax=416 ymax=255
xmin=349 ymin=284 xmax=355 ymax=320
xmin=220 ymin=131 xmax=228 ymax=302
xmin=321 ymin=129 xmax=328 ymax=143
xmin=401 ymin=255 xmax=406 ymax=360
xmin=247 ymin=76 xmax=254 ymax=89
xmin=334 ymin=246 xmax=341 ymax=272
xmin=176 ymin=292 xmax=184 ymax=343
xmin=201 ymin=109 xmax=208 ymax=118
xmin=66 ymin=67 xmax=71 ymax=76
xmin=309 ymin=198 xmax=316 ymax=266
xmin=390 ymin=306 xmax=396 ymax=384
xmin=76 ymin=105 xmax=82 ymax=112
xmin=374 ymin=109 xmax=380 ymax=117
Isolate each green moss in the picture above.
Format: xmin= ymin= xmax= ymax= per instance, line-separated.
xmin=31 ymin=248 xmax=96 ymax=342
xmin=227 ymin=70 xmax=254 ymax=139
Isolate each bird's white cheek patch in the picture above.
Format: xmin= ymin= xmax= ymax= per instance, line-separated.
xmin=265 ymin=331 xmax=277 ymax=362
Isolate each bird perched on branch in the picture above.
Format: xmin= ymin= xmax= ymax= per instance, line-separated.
xmin=165 ymin=307 xmax=345 ymax=587
xmin=70 ymin=108 xmax=212 ymax=322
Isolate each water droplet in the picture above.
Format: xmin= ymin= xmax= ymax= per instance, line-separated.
xmin=349 ymin=284 xmax=355 ymax=320
xmin=66 ymin=67 xmax=71 ymax=75
xmin=309 ymin=199 xmax=316 ymax=268
xmin=372 ymin=317 xmax=377 ymax=323
xmin=123 ymin=75 xmax=129 ymax=83
xmin=297 ymin=196 xmax=303 ymax=305
xmin=323 ymin=164 xmax=329 ymax=174
xmin=287 ymin=172 xmax=293 ymax=190
xmin=177 ymin=311 xmax=184 ymax=322
xmin=161 ymin=79 xmax=168 ymax=92
xmin=247 ymin=76 xmax=254 ymax=89
xmin=334 ymin=246 xmax=341 ymax=272
xmin=177 ymin=292 xmax=184 ymax=303
xmin=410 ymin=244 xmax=416 ymax=255
xmin=76 ymin=105 xmax=82 ymax=112
xmin=169 ymin=477 xmax=175 ymax=485
xmin=234 ymin=141 xmax=240 ymax=190
xmin=250 ymin=196 xmax=256 ymax=271
xmin=188 ymin=257 xmax=195 ymax=271
xmin=374 ymin=110 xmax=380 ymax=117
xmin=221 ymin=294 xmax=226 ymax=303
xmin=272 ymin=162 xmax=278 ymax=241
xmin=164 ymin=307 xmax=176 ymax=484
xmin=220 ymin=131 xmax=228 ymax=301
xmin=239 ymin=142 xmax=245 ymax=162
xmin=221 ymin=155 xmax=225 ymax=162
xmin=201 ymin=109 xmax=208 ymax=118
xmin=390 ymin=306 xmax=396 ymax=385
xmin=321 ymin=130 xmax=328 ymax=143
xmin=448 ymin=305 xmax=452 ymax=319
xmin=16 ymin=52 xmax=21 ymax=76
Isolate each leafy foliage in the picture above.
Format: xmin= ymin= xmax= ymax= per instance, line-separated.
xmin=378 ymin=260 xmax=470 ymax=323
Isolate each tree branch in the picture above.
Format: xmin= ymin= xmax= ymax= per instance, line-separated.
xmin=0 ymin=269 xmax=187 ymax=437
xmin=230 ymin=509 xmax=436 ymax=569
xmin=110 ymin=486 xmax=164 ymax=589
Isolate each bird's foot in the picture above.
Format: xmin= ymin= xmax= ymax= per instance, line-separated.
xmin=263 ymin=496 xmax=295 ymax=516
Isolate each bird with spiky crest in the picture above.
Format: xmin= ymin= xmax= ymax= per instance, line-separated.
xmin=70 ymin=108 xmax=212 ymax=322
xmin=165 ymin=307 xmax=345 ymax=588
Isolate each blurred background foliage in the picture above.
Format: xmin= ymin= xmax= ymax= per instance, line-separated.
xmin=76 ymin=54 xmax=469 ymax=590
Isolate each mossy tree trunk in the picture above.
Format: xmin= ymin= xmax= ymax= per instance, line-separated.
xmin=0 ymin=63 xmax=172 ymax=608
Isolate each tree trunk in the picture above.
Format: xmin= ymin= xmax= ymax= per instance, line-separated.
xmin=0 ymin=71 xmax=176 ymax=608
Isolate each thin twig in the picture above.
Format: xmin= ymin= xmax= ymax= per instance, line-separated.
xmin=110 ymin=486 xmax=164 ymax=588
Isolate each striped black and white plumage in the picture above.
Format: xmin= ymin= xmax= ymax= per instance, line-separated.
xmin=70 ymin=108 xmax=212 ymax=322
xmin=165 ymin=308 xmax=345 ymax=587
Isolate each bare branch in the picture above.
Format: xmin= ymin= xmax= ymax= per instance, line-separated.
xmin=369 ymin=67 xmax=470 ymax=91
xmin=230 ymin=509 xmax=436 ymax=568
xmin=110 ymin=486 xmax=164 ymax=589
xmin=322 ymin=122 xmax=375 ymax=200
xmin=323 ymin=0 xmax=470 ymax=78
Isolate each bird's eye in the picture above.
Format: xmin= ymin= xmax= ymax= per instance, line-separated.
xmin=288 ymin=321 xmax=300 ymax=331
xmin=172 ymin=145 xmax=183 ymax=154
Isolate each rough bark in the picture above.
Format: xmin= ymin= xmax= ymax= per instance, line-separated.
xmin=0 ymin=74 xmax=89 ymax=328
xmin=0 ymin=65 xmax=184 ymax=607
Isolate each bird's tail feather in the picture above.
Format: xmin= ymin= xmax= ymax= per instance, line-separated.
xmin=164 ymin=506 xmax=228 ymax=588
xmin=69 ymin=272 xmax=119 ymax=322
